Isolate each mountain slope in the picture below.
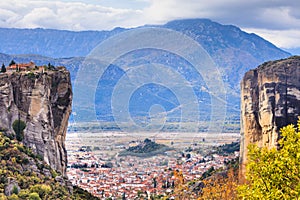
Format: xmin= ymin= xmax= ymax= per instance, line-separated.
xmin=0 ymin=132 xmax=99 ymax=199
xmin=0 ymin=19 xmax=291 ymax=126
xmin=0 ymin=19 xmax=289 ymax=62
xmin=0 ymin=28 xmax=124 ymax=58
xmin=163 ymin=19 xmax=289 ymax=89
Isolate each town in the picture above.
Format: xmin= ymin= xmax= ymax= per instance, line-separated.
xmin=66 ymin=132 xmax=239 ymax=199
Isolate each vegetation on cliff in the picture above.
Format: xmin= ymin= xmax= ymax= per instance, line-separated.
xmin=12 ymin=120 xmax=26 ymax=142
xmin=238 ymin=118 xmax=300 ymax=199
xmin=240 ymin=55 xmax=300 ymax=175
xmin=158 ymin=119 xmax=300 ymax=199
xmin=210 ymin=141 xmax=240 ymax=156
xmin=167 ymin=157 xmax=239 ymax=199
xmin=0 ymin=132 xmax=99 ymax=200
xmin=1 ymin=64 xmax=6 ymax=73
xmin=0 ymin=66 xmax=72 ymax=177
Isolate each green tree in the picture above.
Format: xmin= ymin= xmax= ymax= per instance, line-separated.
xmin=47 ymin=63 xmax=55 ymax=70
xmin=12 ymin=120 xmax=26 ymax=142
xmin=12 ymin=185 xmax=19 ymax=195
xmin=1 ymin=64 xmax=6 ymax=73
xmin=238 ymin=118 xmax=300 ymax=199
xmin=9 ymin=60 xmax=16 ymax=66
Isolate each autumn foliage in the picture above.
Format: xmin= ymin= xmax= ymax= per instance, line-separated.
xmin=199 ymin=168 xmax=238 ymax=200
xmin=238 ymin=118 xmax=300 ymax=199
xmin=170 ymin=118 xmax=300 ymax=200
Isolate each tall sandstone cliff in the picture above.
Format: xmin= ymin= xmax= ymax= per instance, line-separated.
xmin=240 ymin=56 xmax=300 ymax=175
xmin=0 ymin=67 xmax=72 ymax=176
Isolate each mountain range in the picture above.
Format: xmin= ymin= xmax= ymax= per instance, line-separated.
xmin=0 ymin=19 xmax=291 ymax=131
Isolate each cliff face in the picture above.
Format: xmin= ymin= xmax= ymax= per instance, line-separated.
xmin=0 ymin=67 xmax=72 ymax=176
xmin=240 ymin=56 xmax=300 ymax=175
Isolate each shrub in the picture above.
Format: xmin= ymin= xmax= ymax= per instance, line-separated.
xmin=35 ymin=154 xmax=43 ymax=161
xmin=27 ymin=72 xmax=35 ymax=80
xmin=30 ymin=184 xmax=51 ymax=199
xmin=22 ymin=158 xmax=29 ymax=165
xmin=0 ymin=193 xmax=7 ymax=200
xmin=12 ymin=185 xmax=19 ymax=195
xmin=12 ymin=120 xmax=26 ymax=142
xmin=7 ymin=194 xmax=18 ymax=200
xmin=50 ymin=170 xmax=58 ymax=178
xmin=18 ymin=189 xmax=29 ymax=199
xmin=28 ymin=192 xmax=41 ymax=200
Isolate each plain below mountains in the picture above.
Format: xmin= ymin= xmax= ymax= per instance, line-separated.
xmin=0 ymin=19 xmax=291 ymax=130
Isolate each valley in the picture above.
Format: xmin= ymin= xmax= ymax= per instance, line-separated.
xmin=0 ymin=13 xmax=298 ymax=199
xmin=66 ymin=130 xmax=239 ymax=199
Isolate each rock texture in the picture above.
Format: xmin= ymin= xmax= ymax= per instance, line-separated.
xmin=0 ymin=67 xmax=72 ymax=176
xmin=240 ymin=56 xmax=300 ymax=175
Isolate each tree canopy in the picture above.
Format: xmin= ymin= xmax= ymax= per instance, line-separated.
xmin=1 ymin=64 xmax=6 ymax=73
xmin=9 ymin=60 xmax=16 ymax=66
xmin=238 ymin=118 xmax=300 ymax=199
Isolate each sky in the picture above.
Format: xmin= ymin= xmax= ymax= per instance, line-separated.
xmin=0 ymin=0 xmax=299 ymax=51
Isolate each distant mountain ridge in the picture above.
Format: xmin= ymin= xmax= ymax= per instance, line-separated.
xmin=0 ymin=19 xmax=291 ymax=127
xmin=0 ymin=19 xmax=289 ymax=59
xmin=0 ymin=27 xmax=122 ymax=58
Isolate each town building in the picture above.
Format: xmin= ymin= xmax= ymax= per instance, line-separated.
xmin=7 ymin=61 xmax=36 ymax=72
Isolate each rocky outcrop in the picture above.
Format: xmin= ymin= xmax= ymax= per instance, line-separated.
xmin=240 ymin=56 xmax=300 ymax=175
xmin=0 ymin=67 xmax=72 ymax=176
xmin=4 ymin=178 xmax=20 ymax=196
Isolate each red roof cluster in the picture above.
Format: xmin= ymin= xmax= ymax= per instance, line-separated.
xmin=7 ymin=61 xmax=35 ymax=71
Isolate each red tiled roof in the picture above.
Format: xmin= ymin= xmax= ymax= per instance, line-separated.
xmin=7 ymin=62 xmax=35 ymax=70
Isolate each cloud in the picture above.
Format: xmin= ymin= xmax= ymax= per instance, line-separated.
xmin=0 ymin=0 xmax=299 ymax=48
xmin=0 ymin=0 xmax=146 ymax=30
xmin=143 ymin=0 xmax=300 ymax=49
xmin=243 ymin=28 xmax=300 ymax=49
xmin=143 ymin=0 xmax=300 ymax=30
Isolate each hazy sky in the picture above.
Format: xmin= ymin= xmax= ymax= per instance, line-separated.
xmin=0 ymin=0 xmax=299 ymax=50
